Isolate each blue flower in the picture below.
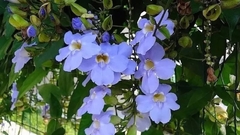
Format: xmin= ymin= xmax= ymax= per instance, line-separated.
xmin=135 ymin=43 xmax=176 ymax=93
xmin=130 ymin=10 xmax=174 ymax=55
xmin=85 ymin=111 xmax=115 ymax=135
xmin=77 ymin=86 xmax=111 ymax=116
xmin=27 ymin=25 xmax=37 ymax=38
xmin=10 ymin=83 xmax=19 ymax=110
xmin=102 ymin=31 xmax=110 ymax=42
xmin=78 ymin=42 xmax=133 ymax=85
xmin=136 ymin=84 xmax=180 ymax=124
xmin=12 ymin=42 xmax=36 ymax=73
xmin=127 ymin=113 xmax=151 ymax=132
xmin=56 ymin=31 xmax=100 ymax=72
xmin=41 ymin=104 xmax=50 ymax=118
xmin=72 ymin=17 xmax=82 ymax=30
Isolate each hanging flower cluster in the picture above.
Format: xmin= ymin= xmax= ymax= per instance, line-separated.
xmin=11 ymin=7 xmax=179 ymax=134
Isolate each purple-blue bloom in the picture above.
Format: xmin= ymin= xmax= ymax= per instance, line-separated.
xmin=41 ymin=104 xmax=50 ymax=118
xmin=12 ymin=42 xmax=36 ymax=73
xmin=78 ymin=42 xmax=132 ymax=86
xmin=130 ymin=10 xmax=174 ymax=55
xmin=136 ymin=84 xmax=180 ymax=124
xmin=10 ymin=83 xmax=19 ymax=110
xmin=85 ymin=111 xmax=115 ymax=135
xmin=56 ymin=31 xmax=100 ymax=72
xmin=127 ymin=113 xmax=151 ymax=132
xmin=72 ymin=17 xmax=82 ymax=30
xmin=77 ymin=86 xmax=111 ymax=116
xmin=27 ymin=25 xmax=37 ymax=38
xmin=135 ymin=43 xmax=176 ymax=93
xmin=102 ymin=31 xmax=110 ymax=42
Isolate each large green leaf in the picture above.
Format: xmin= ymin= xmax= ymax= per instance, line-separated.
xmin=183 ymin=113 xmax=202 ymax=134
xmin=204 ymin=118 xmax=219 ymax=135
xmin=47 ymin=119 xmax=61 ymax=135
xmin=0 ymin=1 xmax=8 ymax=15
xmin=67 ymin=75 xmax=95 ymax=119
xmin=78 ymin=113 xmax=92 ymax=135
xmin=38 ymin=84 xmax=61 ymax=103
xmin=49 ymin=94 xmax=62 ymax=118
xmin=58 ymin=67 xmax=74 ymax=96
xmin=52 ymin=127 xmax=66 ymax=135
xmin=8 ymin=64 xmax=19 ymax=87
xmin=18 ymin=68 xmax=48 ymax=98
xmin=214 ymin=86 xmax=237 ymax=108
xmin=141 ymin=126 xmax=164 ymax=135
xmin=0 ymin=36 xmax=13 ymax=60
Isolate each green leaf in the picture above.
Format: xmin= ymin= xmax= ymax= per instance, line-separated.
xmin=183 ymin=114 xmax=202 ymax=134
xmin=0 ymin=36 xmax=13 ymax=60
xmin=49 ymin=94 xmax=62 ymax=118
xmin=58 ymin=67 xmax=74 ymax=96
xmin=18 ymin=68 xmax=48 ymax=98
xmin=103 ymin=0 xmax=113 ymax=9
xmin=222 ymin=8 xmax=240 ymax=39
xmin=102 ymin=15 xmax=113 ymax=31
xmin=52 ymin=127 xmax=65 ymax=135
xmin=38 ymin=84 xmax=61 ymax=103
xmin=141 ymin=126 xmax=164 ymax=135
xmin=47 ymin=119 xmax=61 ymax=135
xmin=4 ymin=18 xmax=16 ymax=38
xmin=127 ymin=125 xmax=137 ymax=135
xmin=204 ymin=118 xmax=219 ymax=135
xmin=0 ymin=1 xmax=8 ymax=15
xmin=34 ymin=40 xmax=64 ymax=67
xmin=67 ymin=75 xmax=95 ymax=119
xmin=78 ymin=114 xmax=92 ymax=135
xmin=159 ymin=26 xmax=170 ymax=39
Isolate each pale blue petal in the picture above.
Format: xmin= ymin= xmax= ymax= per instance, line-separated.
xmin=14 ymin=57 xmax=31 ymax=73
xmin=127 ymin=116 xmax=134 ymax=128
xmin=109 ymin=55 xmax=128 ymax=72
xmin=80 ymin=33 xmax=97 ymax=42
xmin=134 ymin=62 xmax=144 ymax=79
xmin=154 ymin=10 xmax=168 ymax=25
xmin=82 ymin=73 xmax=91 ymax=87
xmin=123 ymin=60 xmax=137 ymax=75
xmin=156 ymin=30 xmax=166 ymax=40
xmin=81 ymin=43 xmax=100 ymax=59
xmin=78 ymin=57 xmax=97 ymax=72
xmin=130 ymin=31 xmax=144 ymax=46
xmin=138 ymin=18 xmax=149 ymax=29
xmin=56 ymin=46 xmax=70 ymax=61
xmin=150 ymin=105 xmax=171 ymax=124
xmin=155 ymin=58 xmax=176 ymax=79
xmin=165 ymin=93 xmax=180 ymax=111
xmin=136 ymin=113 xmax=151 ymax=132
xmin=137 ymin=35 xmax=156 ymax=55
xmin=77 ymin=104 xmax=88 ymax=116
xmin=112 ymin=72 xmax=121 ymax=85
xmin=117 ymin=42 xmax=132 ymax=57
xmin=145 ymin=42 xmax=165 ymax=61
xmin=73 ymin=33 xmax=82 ymax=39
xmin=157 ymin=84 xmax=171 ymax=94
xmin=91 ymin=66 xmax=114 ymax=85
xmin=136 ymin=95 xmax=154 ymax=113
xmin=99 ymin=123 xmax=115 ymax=135
xmin=64 ymin=31 xmax=74 ymax=45
xmin=63 ymin=53 xmax=83 ymax=72
xmin=141 ymin=74 xmax=150 ymax=94
xmin=88 ymin=98 xmax=105 ymax=114
xmin=147 ymin=72 xmax=159 ymax=93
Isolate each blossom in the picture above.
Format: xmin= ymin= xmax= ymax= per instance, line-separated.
xmin=127 ymin=113 xmax=151 ymax=132
xmin=130 ymin=10 xmax=174 ymax=55
xmin=77 ymin=86 xmax=111 ymax=116
xmin=41 ymin=104 xmax=50 ymax=118
xmin=136 ymin=84 xmax=180 ymax=124
xmin=85 ymin=111 xmax=115 ymax=135
xmin=10 ymin=83 xmax=19 ymax=110
xmin=27 ymin=25 xmax=37 ymax=37
xmin=12 ymin=42 xmax=36 ymax=73
xmin=78 ymin=42 xmax=132 ymax=85
xmin=72 ymin=17 xmax=82 ymax=30
xmin=102 ymin=31 xmax=110 ymax=42
xmin=56 ymin=31 xmax=100 ymax=72
xmin=135 ymin=43 xmax=176 ymax=93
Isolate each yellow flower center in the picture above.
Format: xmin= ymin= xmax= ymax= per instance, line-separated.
xmin=144 ymin=59 xmax=154 ymax=70
xmin=96 ymin=54 xmax=109 ymax=63
xmin=143 ymin=23 xmax=154 ymax=34
xmin=70 ymin=41 xmax=81 ymax=50
xmin=153 ymin=93 xmax=165 ymax=102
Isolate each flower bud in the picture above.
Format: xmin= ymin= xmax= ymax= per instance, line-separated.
xmin=110 ymin=115 xmax=121 ymax=125
xmin=38 ymin=32 xmax=51 ymax=42
xmin=221 ymin=0 xmax=240 ymax=9
xmin=102 ymin=15 xmax=113 ymax=31
xmin=179 ymin=16 xmax=190 ymax=29
xmin=203 ymin=4 xmax=221 ymax=21
xmin=178 ymin=36 xmax=192 ymax=48
xmin=146 ymin=4 xmax=163 ymax=16
xmin=54 ymin=0 xmax=64 ymax=4
xmin=38 ymin=7 xmax=47 ymax=19
xmin=30 ymin=15 xmax=41 ymax=26
xmin=50 ymin=13 xmax=60 ymax=25
xmin=64 ymin=0 xmax=76 ymax=5
xmin=70 ymin=3 xmax=87 ymax=16
xmin=72 ymin=17 xmax=82 ymax=30
xmin=102 ymin=31 xmax=110 ymax=42
xmin=104 ymin=95 xmax=118 ymax=105
xmin=103 ymin=0 xmax=113 ymax=9
xmin=9 ymin=14 xmax=29 ymax=30
xmin=27 ymin=25 xmax=37 ymax=38
xmin=8 ymin=5 xmax=27 ymax=17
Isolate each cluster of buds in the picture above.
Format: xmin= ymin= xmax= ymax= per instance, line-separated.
xmin=176 ymin=0 xmax=191 ymax=15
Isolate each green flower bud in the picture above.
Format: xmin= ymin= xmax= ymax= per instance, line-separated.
xmin=169 ymin=51 xmax=178 ymax=59
xmin=179 ymin=16 xmax=190 ymax=29
xmin=110 ymin=115 xmax=121 ymax=125
xmin=64 ymin=0 xmax=76 ymax=5
xmin=54 ymin=0 xmax=64 ymax=4
xmin=50 ymin=13 xmax=60 ymax=25
xmin=104 ymin=95 xmax=118 ymax=105
xmin=146 ymin=4 xmax=163 ymax=16
xmin=9 ymin=14 xmax=29 ymax=30
xmin=127 ymin=125 xmax=137 ymax=135
xmin=38 ymin=32 xmax=51 ymax=42
xmin=103 ymin=0 xmax=113 ymax=9
xmin=178 ymin=36 xmax=193 ymax=48
xmin=30 ymin=15 xmax=41 ymax=26
xmin=221 ymin=0 xmax=240 ymax=9
xmin=203 ymin=4 xmax=221 ymax=21
xmin=70 ymin=3 xmax=87 ymax=16
xmin=102 ymin=15 xmax=113 ymax=31
xmin=8 ymin=5 xmax=27 ymax=17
